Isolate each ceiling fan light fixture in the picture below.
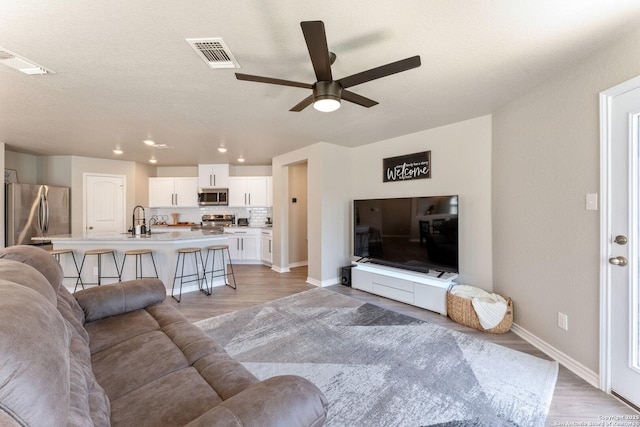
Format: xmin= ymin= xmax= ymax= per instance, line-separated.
xmin=314 ymin=97 xmax=341 ymax=112
xmin=313 ymin=81 xmax=341 ymax=112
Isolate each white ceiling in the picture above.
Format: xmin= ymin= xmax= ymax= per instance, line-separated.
xmin=2 ymin=1 xmax=640 ymax=166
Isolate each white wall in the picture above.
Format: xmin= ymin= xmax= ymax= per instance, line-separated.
xmin=68 ymin=156 xmax=137 ymax=234
xmin=4 ymin=151 xmax=39 ymax=184
xmin=272 ymin=142 xmax=351 ymax=285
xmin=350 ymin=115 xmax=493 ymax=289
xmin=230 ymin=165 xmax=272 ymax=176
xmin=41 ymin=156 xmax=73 ymax=187
xmin=156 ymin=166 xmax=197 ymax=177
xmin=134 ymin=162 xmax=155 ymax=207
xmin=492 ymin=26 xmax=640 ymax=373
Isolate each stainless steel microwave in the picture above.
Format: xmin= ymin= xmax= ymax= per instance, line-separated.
xmin=197 ymin=188 xmax=228 ymax=206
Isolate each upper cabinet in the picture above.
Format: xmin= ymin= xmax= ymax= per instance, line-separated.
xmin=149 ymin=177 xmax=198 ymax=207
xmin=229 ymin=176 xmax=269 ymax=207
xmin=198 ymin=164 xmax=229 ymax=188
xmin=266 ymin=176 xmax=273 ymax=207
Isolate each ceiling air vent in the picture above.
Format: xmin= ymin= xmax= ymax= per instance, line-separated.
xmin=0 ymin=48 xmax=55 ymax=75
xmin=186 ymin=38 xmax=240 ymax=69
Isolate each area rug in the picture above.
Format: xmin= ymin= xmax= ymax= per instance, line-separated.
xmin=195 ymin=288 xmax=558 ymax=427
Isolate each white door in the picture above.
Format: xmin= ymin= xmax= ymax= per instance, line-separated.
xmin=85 ymin=174 xmax=125 ymax=232
xmin=601 ymin=77 xmax=640 ymax=408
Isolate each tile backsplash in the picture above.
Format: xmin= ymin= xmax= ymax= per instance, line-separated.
xmin=149 ymin=206 xmax=272 ymax=226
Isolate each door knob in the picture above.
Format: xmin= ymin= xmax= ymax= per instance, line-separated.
xmin=88 ymin=226 xmax=93 ymax=230
xmin=609 ymin=256 xmax=628 ymax=267
xmin=614 ymin=235 xmax=628 ymax=245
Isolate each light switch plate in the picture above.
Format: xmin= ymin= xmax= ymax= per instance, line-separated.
xmin=586 ymin=193 xmax=598 ymax=211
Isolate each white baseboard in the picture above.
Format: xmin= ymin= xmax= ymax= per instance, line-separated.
xmin=511 ymin=323 xmax=600 ymax=388
xmin=271 ymin=265 xmax=290 ymax=273
xmin=289 ymin=261 xmax=308 ymax=268
xmin=306 ymin=276 xmax=340 ymax=287
xmin=271 ymin=262 xmax=306 ymax=273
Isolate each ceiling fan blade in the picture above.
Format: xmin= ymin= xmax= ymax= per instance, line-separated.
xmin=289 ymin=94 xmax=314 ymax=112
xmin=301 ymin=21 xmax=333 ymax=82
xmin=341 ymin=90 xmax=378 ymax=108
xmin=235 ymin=73 xmax=312 ymax=89
xmin=337 ymin=55 xmax=421 ymax=89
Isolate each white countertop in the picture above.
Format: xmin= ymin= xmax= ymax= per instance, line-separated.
xmin=33 ymin=230 xmax=226 ymax=242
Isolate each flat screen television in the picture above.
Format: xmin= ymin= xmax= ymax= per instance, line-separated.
xmin=353 ymin=195 xmax=459 ymax=274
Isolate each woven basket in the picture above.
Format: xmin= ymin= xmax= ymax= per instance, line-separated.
xmin=446 ymin=291 xmax=513 ymax=334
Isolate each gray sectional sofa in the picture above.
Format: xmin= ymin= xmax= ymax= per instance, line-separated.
xmin=0 ymin=245 xmax=328 ymax=426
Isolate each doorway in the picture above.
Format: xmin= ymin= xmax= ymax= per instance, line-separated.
xmin=84 ymin=173 xmax=126 ymax=233
xmin=288 ymin=162 xmax=308 ymax=268
xmin=600 ymin=76 xmax=640 ymax=409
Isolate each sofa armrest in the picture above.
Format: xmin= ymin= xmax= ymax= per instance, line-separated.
xmin=74 ymin=279 xmax=166 ymax=322
xmin=185 ymin=375 xmax=328 ymax=427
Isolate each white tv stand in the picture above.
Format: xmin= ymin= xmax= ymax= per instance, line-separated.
xmin=351 ymin=262 xmax=457 ymax=315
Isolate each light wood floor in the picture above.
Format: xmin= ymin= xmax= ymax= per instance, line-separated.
xmin=168 ymin=264 xmax=638 ymax=425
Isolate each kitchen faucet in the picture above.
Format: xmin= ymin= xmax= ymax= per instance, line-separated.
xmin=132 ymin=205 xmax=146 ymax=235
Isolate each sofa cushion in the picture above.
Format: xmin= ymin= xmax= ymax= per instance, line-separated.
xmin=84 ymin=308 xmax=161 ymax=354
xmin=0 ymin=258 xmax=56 ymax=304
xmin=91 ymin=329 xmax=190 ymax=399
xmin=0 ymin=245 xmax=64 ymax=293
xmin=110 ymin=368 xmax=223 ymax=427
xmin=0 ymin=281 xmax=70 ymax=426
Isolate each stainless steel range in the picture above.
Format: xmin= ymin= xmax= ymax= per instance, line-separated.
xmin=191 ymin=214 xmax=235 ymax=234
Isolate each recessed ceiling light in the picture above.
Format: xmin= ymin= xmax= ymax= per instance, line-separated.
xmin=218 ymin=147 xmax=227 ymax=153
xmin=112 ymin=149 xmax=123 ymax=155
xmin=143 ymin=140 xmax=155 ymax=146
xmin=237 ymin=157 xmax=245 ymax=163
xmin=149 ymin=159 xmax=158 ymax=164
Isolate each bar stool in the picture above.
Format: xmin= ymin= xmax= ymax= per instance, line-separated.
xmin=49 ymin=249 xmax=84 ymax=292
xmin=203 ymin=244 xmax=237 ymax=292
xmin=78 ymin=249 xmax=121 ymax=287
xmin=171 ymin=248 xmax=205 ymax=303
xmin=120 ymin=249 xmax=158 ymax=280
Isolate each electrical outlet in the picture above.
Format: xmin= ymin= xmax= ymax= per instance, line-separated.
xmin=558 ymin=312 xmax=568 ymax=331
xmin=93 ymin=267 xmax=99 ymax=276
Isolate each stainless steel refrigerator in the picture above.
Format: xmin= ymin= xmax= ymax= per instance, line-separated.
xmin=5 ymin=183 xmax=70 ymax=246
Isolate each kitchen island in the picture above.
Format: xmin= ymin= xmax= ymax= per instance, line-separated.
xmin=38 ymin=230 xmax=229 ymax=295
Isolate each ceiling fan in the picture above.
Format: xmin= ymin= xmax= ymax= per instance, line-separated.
xmin=235 ymin=20 xmax=421 ymax=112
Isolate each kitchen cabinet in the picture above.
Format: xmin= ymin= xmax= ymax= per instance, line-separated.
xmin=224 ymin=228 xmax=260 ymax=262
xmin=261 ymin=229 xmax=273 ymax=265
xmin=149 ymin=177 xmax=198 ymax=207
xmin=266 ymin=176 xmax=273 ymax=207
xmin=229 ymin=176 xmax=268 ymax=207
xmin=198 ymin=164 xmax=229 ymax=188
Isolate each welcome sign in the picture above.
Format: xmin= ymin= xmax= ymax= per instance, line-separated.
xmin=383 ymin=151 xmax=431 ymax=182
